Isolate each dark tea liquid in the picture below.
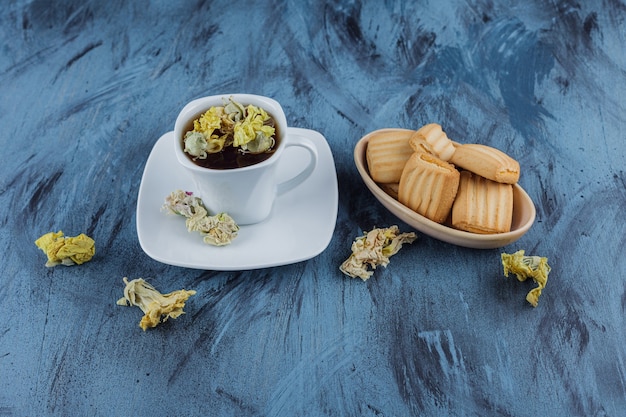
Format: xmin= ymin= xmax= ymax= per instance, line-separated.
xmin=182 ymin=110 xmax=280 ymax=170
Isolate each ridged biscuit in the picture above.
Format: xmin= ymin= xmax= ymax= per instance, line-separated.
xmin=451 ymin=171 xmax=513 ymax=234
xmin=449 ymin=143 xmax=520 ymax=184
xmin=366 ymin=130 xmax=415 ymax=183
xmin=398 ymin=152 xmax=460 ymax=224
xmin=409 ymin=123 xmax=456 ymax=161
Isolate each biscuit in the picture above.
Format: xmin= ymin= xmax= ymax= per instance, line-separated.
xmin=398 ymin=152 xmax=460 ymax=223
xmin=409 ymin=123 xmax=456 ymax=161
xmin=449 ymin=143 xmax=520 ymax=184
xmin=451 ymin=171 xmax=513 ymax=234
xmin=366 ymin=130 xmax=415 ymax=183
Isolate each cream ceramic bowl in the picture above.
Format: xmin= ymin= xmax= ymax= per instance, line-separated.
xmin=354 ymin=128 xmax=536 ymax=249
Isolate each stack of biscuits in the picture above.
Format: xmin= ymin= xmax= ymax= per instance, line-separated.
xmin=366 ymin=124 xmax=520 ymax=234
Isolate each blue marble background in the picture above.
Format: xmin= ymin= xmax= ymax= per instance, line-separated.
xmin=1 ymin=0 xmax=625 ymax=416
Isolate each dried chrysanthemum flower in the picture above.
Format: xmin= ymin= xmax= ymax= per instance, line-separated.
xmin=501 ymin=250 xmax=551 ymax=307
xmin=232 ymin=104 xmax=275 ymax=153
xmin=223 ymin=96 xmax=245 ymax=122
xmin=185 ymin=206 xmax=239 ymax=246
xmin=116 ymin=277 xmax=196 ymax=331
xmin=183 ymin=97 xmax=276 ymax=158
xmin=340 ymin=226 xmax=417 ymax=281
xmin=162 ymin=190 xmax=239 ymax=246
xmin=35 ymin=231 xmax=95 ymax=267
xmin=193 ymin=106 xmax=222 ymax=138
xmin=162 ymin=189 xmax=204 ymax=217
xmin=183 ymin=131 xmax=209 ymax=159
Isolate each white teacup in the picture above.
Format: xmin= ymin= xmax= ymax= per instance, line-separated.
xmin=174 ymin=94 xmax=318 ymax=225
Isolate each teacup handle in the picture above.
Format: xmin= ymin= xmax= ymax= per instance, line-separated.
xmin=276 ymin=134 xmax=318 ymax=196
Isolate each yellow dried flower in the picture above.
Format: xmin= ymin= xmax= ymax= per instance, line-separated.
xmin=501 ymin=250 xmax=551 ymax=307
xmin=193 ymin=107 xmax=222 ymax=138
xmin=184 ymin=98 xmax=276 ymax=156
xmin=116 ymin=277 xmax=196 ymax=331
xmin=35 ymin=231 xmax=95 ymax=267
xmin=340 ymin=226 xmax=417 ymax=281
xmin=233 ymin=104 xmax=275 ymax=149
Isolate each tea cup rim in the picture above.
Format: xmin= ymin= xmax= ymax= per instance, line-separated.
xmin=174 ymin=93 xmax=287 ymax=173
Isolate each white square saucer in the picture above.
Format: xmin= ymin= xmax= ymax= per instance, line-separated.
xmin=136 ymin=128 xmax=338 ymax=270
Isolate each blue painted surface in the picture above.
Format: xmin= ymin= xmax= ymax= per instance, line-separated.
xmin=1 ymin=0 xmax=626 ymax=416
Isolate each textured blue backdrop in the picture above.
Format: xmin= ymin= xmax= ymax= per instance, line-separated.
xmin=1 ymin=0 xmax=625 ymax=416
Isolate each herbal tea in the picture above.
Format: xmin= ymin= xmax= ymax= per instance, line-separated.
xmin=181 ymin=97 xmax=280 ymax=169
